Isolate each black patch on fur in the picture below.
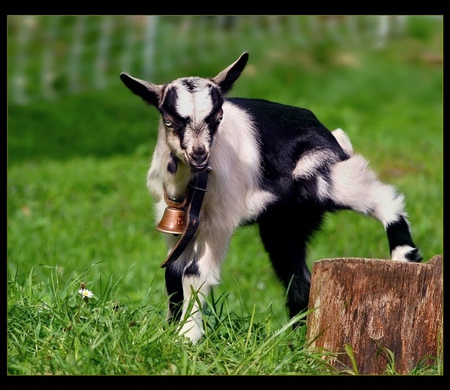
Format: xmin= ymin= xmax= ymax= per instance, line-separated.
xmin=404 ymin=247 xmax=422 ymax=262
xmin=205 ymin=87 xmax=224 ymax=135
xmin=160 ymin=87 xmax=187 ymax=124
xmin=165 ymin=265 xmax=184 ymax=322
xmin=167 ymin=152 xmax=178 ymax=174
xmin=182 ymin=78 xmax=198 ymax=91
xmin=160 ymin=87 xmax=188 ymax=146
xmin=386 ymin=216 xmax=422 ymax=262
xmin=228 ymin=97 xmax=348 ymax=199
xmin=160 ymin=85 xmax=176 ymax=114
xmin=183 ymin=256 xmax=199 ymax=277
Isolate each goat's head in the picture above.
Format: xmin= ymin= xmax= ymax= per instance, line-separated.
xmin=120 ymin=52 xmax=249 ymax=172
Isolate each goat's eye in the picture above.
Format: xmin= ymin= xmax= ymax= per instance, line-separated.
xmin=163 ymin=118 xmax=173 ymax=128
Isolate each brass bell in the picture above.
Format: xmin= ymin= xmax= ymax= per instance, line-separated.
xmin=155 ymin=188 xmax=187 ymax=235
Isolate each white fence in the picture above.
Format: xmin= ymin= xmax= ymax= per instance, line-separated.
xmin=7 ymin=15 xmax=441 ymax=105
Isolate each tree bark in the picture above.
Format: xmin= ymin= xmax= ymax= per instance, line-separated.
xmin=306 ymin=255 xmax=443 ymax=375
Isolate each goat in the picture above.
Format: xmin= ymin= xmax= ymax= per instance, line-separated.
xmin=120 ymin=52 xmax=422 ymax=344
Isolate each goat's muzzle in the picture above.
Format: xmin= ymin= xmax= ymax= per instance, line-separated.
xmin=188 ymin=146 xmax=209 ymax=172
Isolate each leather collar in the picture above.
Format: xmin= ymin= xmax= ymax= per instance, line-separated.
xmin=160 ymin=167 xmax=211 ymax=268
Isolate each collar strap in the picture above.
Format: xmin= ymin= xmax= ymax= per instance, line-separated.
xmin=160 ymin=167 xmax=211 ymax=268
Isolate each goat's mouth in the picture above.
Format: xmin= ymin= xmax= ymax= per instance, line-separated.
xmin=185 ymin=151 xmax=210 ymax=172
xmin=189 ymin=162 xmax=210 ymax=173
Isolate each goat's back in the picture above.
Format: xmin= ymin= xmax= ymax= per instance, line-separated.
xmin=226 ymin=97 xmax=349 ymax=186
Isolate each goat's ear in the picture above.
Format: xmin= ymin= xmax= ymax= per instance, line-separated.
xmin=212 ymin=52 xmax=249 ymax=95
xmin=120 ymin=72 xmax=162 ymax=107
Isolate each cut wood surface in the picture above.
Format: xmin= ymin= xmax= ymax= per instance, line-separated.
xmin=306 ymin=255 xmax=443 ymax=374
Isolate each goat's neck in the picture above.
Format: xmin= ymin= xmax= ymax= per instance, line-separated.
xmin=165 ymin=163 xmax=192 ymax=202
xmin=147 ymin=129 xmax=192 ymax=202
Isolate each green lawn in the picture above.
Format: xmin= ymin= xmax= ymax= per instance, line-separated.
xmin=7 ymin=16 xmax=443 ymax=375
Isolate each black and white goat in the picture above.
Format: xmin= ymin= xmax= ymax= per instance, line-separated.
xmin=120 ymin=52 xmax=422 ymax=344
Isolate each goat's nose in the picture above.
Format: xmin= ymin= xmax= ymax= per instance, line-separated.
xmin=190 ymin=146 xmax=208 ymax=164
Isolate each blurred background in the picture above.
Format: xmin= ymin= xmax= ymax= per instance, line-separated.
xmin=8 ymin=15 xmax=443 ymax=103
xmin=7 ymin=16 xmax=443 ymax=321
xmin=7 ymin=15 xmax=443 ymax=162
xmin=7 ymin=15 xmax=443 ymax=160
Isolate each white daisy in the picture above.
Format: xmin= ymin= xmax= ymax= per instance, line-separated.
xmin=78 ymin=288 xmax=94 ymax=299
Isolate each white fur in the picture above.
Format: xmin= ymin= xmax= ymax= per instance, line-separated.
xmin=292 ymin=149 xmax=339 ymax=179
xmin=316 ymin=175 xmax=330 ymax=202
xmin=391 ymin=245 xmax=416 ymax=261
xmin=148 ymin=101 xmax=275 ymax=343
xmin=332 ymin=128 xmax=354 ymax=156
xmin=329 ymin=154 xmax=406 ymax=228
xmin=292 ymin=129 xmax=352 ymax=193
xmin=174 ymin=78 xmax=214 ymax=120
xmin=205 ymin=102 xmax=276 ymax=227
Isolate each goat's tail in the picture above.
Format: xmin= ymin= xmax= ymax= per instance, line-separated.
xmin=329 ymin=154 xmax=422 ymax=262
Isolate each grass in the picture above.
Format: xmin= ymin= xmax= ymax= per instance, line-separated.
xmin=7 ymin=16 xmax=443 ymax=375
xmin=7 ymin=270 xmax=331 ymax=375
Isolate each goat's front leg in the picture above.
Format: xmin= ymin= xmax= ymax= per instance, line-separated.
xmin=164 ymin=234 xmax=191 ymax=323
xmin=177 ymin=229 xmax=231 ymax=344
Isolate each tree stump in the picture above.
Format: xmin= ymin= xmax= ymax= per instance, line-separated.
xmin=306 ymin=255 xmax=443 ymax=375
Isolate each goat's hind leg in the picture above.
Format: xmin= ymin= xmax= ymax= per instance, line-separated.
xmin=259 ymin=208 xmax=319 ymax=325
xmin=329 ymin=154 xmax=422 ymax=262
